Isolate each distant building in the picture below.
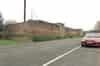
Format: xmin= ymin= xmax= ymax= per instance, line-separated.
xmin=64 ymin=27 xmax=82 ymax=37
xmin=94 ymin=21 xmax=100 ymax=31
xmin=6 ymin=19 xmax=82 ymax=40
xmin=6 ymin=19 xmax=61 ymax=40
xmin=5 ymin=20 xmax=16 ymax=25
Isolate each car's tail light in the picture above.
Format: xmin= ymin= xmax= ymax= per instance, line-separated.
xmin=81 ymin=40 xmax=86 ymax=42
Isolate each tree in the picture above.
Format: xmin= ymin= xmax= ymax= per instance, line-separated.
xmin=0 ymin=12 xmax=4 ymax=32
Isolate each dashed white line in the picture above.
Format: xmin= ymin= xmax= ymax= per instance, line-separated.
xmin=42 ymin=46 xmax=81 ymax=66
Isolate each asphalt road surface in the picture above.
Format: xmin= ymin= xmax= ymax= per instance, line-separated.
xmin=0 ymin=39 xmax=99 ymax=66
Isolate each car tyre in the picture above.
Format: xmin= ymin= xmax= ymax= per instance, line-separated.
xmin=81 ymin=43 xmax=87 ymax=47
xmin=81 ymin=44 xmax=85 ymax=47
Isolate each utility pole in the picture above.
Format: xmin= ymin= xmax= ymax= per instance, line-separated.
xmin=24 ymin=0 xmax=26 ymax=23
xmin=23 ymin=0 xmax=26 ymax=38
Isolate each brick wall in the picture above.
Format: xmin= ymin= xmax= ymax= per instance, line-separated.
xmin=6 ymin=20 xmax=63 ymax=39
xmin=64 ymin=27 xmax=82 ymax=37
xmin=6 ymin=19 xmax=82 ymax=39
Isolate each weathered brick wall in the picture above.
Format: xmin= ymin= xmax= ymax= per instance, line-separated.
xmin=6 ymin=19 xmax=82 ymax=40
xmin=25 ymin=20 xmax=60 ymax=36
xmin=64 ymin=27 xmax=82 ymax=37
xmin=6 ymin=23 xmax=24 ymax=34
xmin=6 ymin=20 xmax=62 ymax=39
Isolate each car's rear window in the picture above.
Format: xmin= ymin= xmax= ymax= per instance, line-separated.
xmin=85 ymin=33 xmax=100 ymax=38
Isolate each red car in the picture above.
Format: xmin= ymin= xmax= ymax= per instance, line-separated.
xmin=81 ymin=33 xmax=100 ymax=47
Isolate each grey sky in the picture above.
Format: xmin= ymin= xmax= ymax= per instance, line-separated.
xmin=0 ymin=0 xmax=100 ymax=30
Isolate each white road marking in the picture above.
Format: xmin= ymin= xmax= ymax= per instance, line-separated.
xmin=42 ymin=46 xmax=81 ymax=66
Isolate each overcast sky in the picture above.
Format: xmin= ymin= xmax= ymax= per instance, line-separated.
xmin=0 ymin=0 xmax=100 ymax=30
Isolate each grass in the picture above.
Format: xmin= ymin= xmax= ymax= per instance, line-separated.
xmin=0 ymin=40 xmax=16 ymax=45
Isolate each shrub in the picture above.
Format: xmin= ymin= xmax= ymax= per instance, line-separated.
xmin=64 ymin=35 xmax=73 ymax=38
xmin=32 ymin=35 xmax=62 ymax=42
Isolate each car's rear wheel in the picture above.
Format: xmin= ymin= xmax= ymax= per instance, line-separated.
xmin=81 ymin=42 xmax=87 ymax=47
xmin=81 ymin=44 xmax=86 ymax=47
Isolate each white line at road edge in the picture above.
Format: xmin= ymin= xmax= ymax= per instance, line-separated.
xmin=42 ymin=46 xmax=81 ymax=66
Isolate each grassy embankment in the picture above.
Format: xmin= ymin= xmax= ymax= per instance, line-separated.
xmin=0 ymin=40 xmax=16 ymax=45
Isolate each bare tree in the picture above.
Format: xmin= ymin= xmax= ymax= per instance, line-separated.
xmin=0 ymin=12 xmax=4 ymax=32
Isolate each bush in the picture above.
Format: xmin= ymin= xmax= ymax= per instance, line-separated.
xmin=32 ymin=35 xmax=62 ymax=42
xmin=56 ymin=36 xmax=62 ymax=39
xmin=32 ymin=35 xmax=82 ymax=42
xmin=64 ymin=35 xmax=73 ymax=38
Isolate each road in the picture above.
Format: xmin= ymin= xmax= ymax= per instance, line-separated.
xmin=48 ymin=47 xmax=100 ymax=66
xmin=0 ymin=39 xmax=99 ymax=66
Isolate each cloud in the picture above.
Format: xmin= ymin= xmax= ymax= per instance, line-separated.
xmin=0 ymin=0 xmax=100 ymax=30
